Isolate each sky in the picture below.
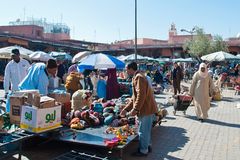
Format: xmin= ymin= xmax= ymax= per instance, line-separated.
xmin=0 ymin=0 xmax=239 ymax=43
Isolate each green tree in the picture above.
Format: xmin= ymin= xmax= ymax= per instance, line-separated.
xmin=183 ymin=27 xmax=211 ymax=60
xmin=210 ymin=35 xmax=229 ymax=53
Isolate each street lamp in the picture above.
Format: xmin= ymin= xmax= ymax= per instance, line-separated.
xmin=180 ymin=27 xmax=196 ymax=40
xmin=134 ymin=0 xmax=137 ymax=61
xmin=180 ymin=27 xmax=196 ymax=34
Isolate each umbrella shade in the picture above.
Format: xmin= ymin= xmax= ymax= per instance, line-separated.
xmin=0 ymin=46 xmax=32 ymax=59
xmin=49 ymin=51 xmax=65 ymax=57
xmin=72 ymin=51 xmax=91 ymax=63
xmin=158 ymin=58 xmax=171 ymax=62
xmin=172 ymin=58 xmax=196 ymax=62
xmin=201 ymin=51 xmax=240 ymax=62
xmin=124 ymin=54 xmax=146 ymax=61
xmin=78 ymin=53 xmax=125 ymax=70
xmin=144 ymin=56 xmax=154 ymax=61
xmin=29 ymin=51 xmax=55 ymax=62
xmin=117 ymin=55 xmax=126 ymax=61
xmin=144 ymin=56 xmax=166 ymax=63
xmin=65 ymin=53 xmax=73 ymax=61
xmin=50 ymin=52 xmax=72 ymax=61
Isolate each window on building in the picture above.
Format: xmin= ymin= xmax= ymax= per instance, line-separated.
xmin=36 ymin=30 xmax=41 ymax=37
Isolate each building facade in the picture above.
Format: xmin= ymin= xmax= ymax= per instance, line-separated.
xmin=1 ymin=18 xmax=70 ymax=41
xmin=0 ymin=22 xmax=240 ymax=57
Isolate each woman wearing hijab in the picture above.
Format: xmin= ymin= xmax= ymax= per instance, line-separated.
xmin=189 ymin=63 xmax=215 ymax=122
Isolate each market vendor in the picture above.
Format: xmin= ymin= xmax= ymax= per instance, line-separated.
xmin=120 ymin=62 xmax=158 ymax=157
xmin=65 ymin=71 xmax=83 ymax=97
xmin=4 ymin=49 xmax=30 ymax=96
xmin=18 ymin=59 xmax=58 ymax=95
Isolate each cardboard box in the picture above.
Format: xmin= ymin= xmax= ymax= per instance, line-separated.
xmin=39 ymin=96 xmax=56 ymax=108
xmin=61 ymin=102 xmax=71 ymax=119
xmin=26 ymin=92 xmax=40 ymax=107
xmin=48 ymin=93 xmax=71 ymax=118
xmin=26 ymin=94 xmax=55 ymax=109
xmin=9 ymin=90 xmax=40 ymax=125
xmin=16 ymin=90 xmax=39 ymax=94
xmin=9 ymin=92 xmax=28 ymax=125
xmin=48 ymin=93 xmax=70 ymax=104
xmin=20 ymin=105 xmax=61 ymax=133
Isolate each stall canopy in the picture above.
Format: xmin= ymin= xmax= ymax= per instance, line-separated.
xmin=201 ymin=51 xmax=240 ymax=62
xmin=124 ymin=54 xmax=145 ymax=61
xmin=78 ymin=53 xmax=125 ymax=70
xmin=144 ymin=56 xmax=156 ymax=61
xmin=117 ymin=55 xmax=126 ymax=62
xmin=29 ymin=51 xmax=55 ymax=62
xmin=49 ymin=51 xmax=72 ymax=61
xmin=157 ymin=58 xmax=171 ymax=62
xmin=0 ymin=46 xmax=33 ymax=59
xmin=172 ymin=58 xmax=196 ymax=62
xmin=72 ymin=51 xmax=91 ymax=63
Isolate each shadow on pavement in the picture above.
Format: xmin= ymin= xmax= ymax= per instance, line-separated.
xmin=186 ymin=115 xmax=240 ymax=128
xmin=4 ymin=138 xmax=121 ymax=160
xmin=161 ymin=105 xmax=174 ymax=109
xmin=3 ymin=125 xmax=189 ymax=160
xmin=210 ymin=102 xmax=218 ymax=107
xmin=164 ymin=116 xmax=176 ymax=120
xmin=222 ymin=96 xmax=240 ymax=102
xmin=149 ymin=126 xmax=189 ymax=160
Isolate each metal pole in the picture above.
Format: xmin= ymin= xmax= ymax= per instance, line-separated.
xmin=134 ymin=0 xmax=137 ymax=61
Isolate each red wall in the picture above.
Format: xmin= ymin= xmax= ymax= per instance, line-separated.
xmin=0 ymin=25 xmax=43 ymax=39
xmin=0 ymin=25 xmax=70 ymax=41
xmin=44 ymin=33 xmax=70 ymax=41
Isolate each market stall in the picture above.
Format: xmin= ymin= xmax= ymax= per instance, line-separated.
xmin=53 ymin=125 xmax=138 ymax=158
xmin=0 ymin=53 xmax=138 ymax=158
xmin=0 ymin=52 xmax=170 ymax=159
xmin=1 ymin=84 xmax=167 ymax=159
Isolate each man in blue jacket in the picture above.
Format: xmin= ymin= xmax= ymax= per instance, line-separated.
xmin=19 ymin=59 xmax=58 ymax=95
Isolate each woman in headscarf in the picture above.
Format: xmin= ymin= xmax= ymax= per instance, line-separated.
xmin=189 ymin=63 xmax=215 ymax=122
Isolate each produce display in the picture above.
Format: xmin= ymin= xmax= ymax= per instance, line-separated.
xmin=104 ymin=124 xmax=137 ymax=148
xmin=105 ymin=124 xmax=137 ymax=136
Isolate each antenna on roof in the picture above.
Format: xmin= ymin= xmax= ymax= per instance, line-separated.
xmin=72 ymin=26 xmax=75 ymax=39
xmin=94 ymin=30 xmax=96 ymax=42
xmin=118 ymin=28 xmax=121 ymax=41
xmin=60 ymin=13 xmax=63 ymax=24
xmin=23 ymin=7 xmax=26 ymax=22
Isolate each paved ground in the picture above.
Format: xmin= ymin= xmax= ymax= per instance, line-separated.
xmin=1 ymin=87 xmax=240 ymax=160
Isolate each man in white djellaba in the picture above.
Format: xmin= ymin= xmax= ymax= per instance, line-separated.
xmin=4 ymin=49 xmax=30 ymax=97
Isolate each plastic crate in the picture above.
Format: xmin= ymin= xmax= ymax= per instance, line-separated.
xmin=0 ymin=131 xmax=34 ymax=159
